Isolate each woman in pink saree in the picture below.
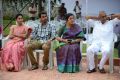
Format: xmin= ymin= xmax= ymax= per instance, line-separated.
xmin=1 ymin=14 xmax=29 ymax=72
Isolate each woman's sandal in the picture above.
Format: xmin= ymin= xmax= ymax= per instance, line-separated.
xmin=7 ymin=63 xmax=14 ymax=72
xmin=98 ymin=67 xmax=106 ymax=73
xmin=7 ymin=66 xmax=13 ymax=71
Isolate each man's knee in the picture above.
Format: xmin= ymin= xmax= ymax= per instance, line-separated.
xmin=87 ymin=48 xmax=91 ymax=54
xmin=87 ymin=46 xmax=94 ymax=55
xmin=42 ymin=44 xmax=50 ymax=50
xmin=25 ymin=44 xmax=33 ymax=51
xmin=102 ymin=49 xmax=111 ymax=55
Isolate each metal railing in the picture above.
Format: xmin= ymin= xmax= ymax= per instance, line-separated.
xmin=3 ymin=0 xmax=31 ymax=31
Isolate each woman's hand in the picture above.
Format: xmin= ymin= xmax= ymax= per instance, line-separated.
xmin=62 ymin=39 xmax=68 ymax=43
xmin=9 ymin=34 xmax=15 ymax=39
xmin=56 ymin=37 xmax=68 ymax=43
xmin=70 ymin=39 xmax=81 ymax=44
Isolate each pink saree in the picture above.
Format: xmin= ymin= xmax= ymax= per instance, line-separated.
xmin=2 ymin=25 xmax=28 ymax=71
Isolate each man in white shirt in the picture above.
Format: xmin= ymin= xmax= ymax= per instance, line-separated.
xmin=73 ymin=1 xmax=81 ymax=19
xmin=86 ymin=11 xmax=120 ymax=73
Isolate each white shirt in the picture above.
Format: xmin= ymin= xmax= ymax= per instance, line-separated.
xmin=87 ymin=18 xmax=120 ymax=46
xmin=74 ymin=5 xmax=81 ymax=13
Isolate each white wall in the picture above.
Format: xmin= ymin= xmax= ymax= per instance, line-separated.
xmin=61 ymin=0 xmax=120 ymax=16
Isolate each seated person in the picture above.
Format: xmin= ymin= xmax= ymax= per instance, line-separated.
xmin=25 ymin=11 xmax=56 ymax=70
xmin=55 ymin=13 xmax=85 ymax=73
xmin=86 ymin=11 xmax=120 ymax=73
xmin=1 ymin=14 xmax=29 ymax=72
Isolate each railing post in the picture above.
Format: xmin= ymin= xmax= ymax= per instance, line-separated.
xmin=0 ymin=0 xmax=3 ymax=49
xmin=0 ymin=0 xmax=2 ymax=24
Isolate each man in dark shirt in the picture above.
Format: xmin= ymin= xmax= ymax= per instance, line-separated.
xmin=57 ymin=3 xmax=67 ymax=21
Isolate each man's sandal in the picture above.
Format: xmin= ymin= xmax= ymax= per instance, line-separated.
xmin=98 ymin=67 xmax=106 ymax=73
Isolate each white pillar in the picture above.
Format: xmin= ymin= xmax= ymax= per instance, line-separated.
xmin=48 ymin=0 xmax=51 ymax=22
xmin=85 ymin=0 xmax=89 ymax=41
xmin=0 ymin=0 xmax=3 ymax=26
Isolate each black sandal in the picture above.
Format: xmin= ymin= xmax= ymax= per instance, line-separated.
xmin=28 ymin=64 xmax=38 ymax=71
xmin=7 ymin=67 xmax=14 ymax=72
xmin=98 ymin=67 xmax=106 ymax=73
xmin=87 ymin=68 xmax=96 ymax=73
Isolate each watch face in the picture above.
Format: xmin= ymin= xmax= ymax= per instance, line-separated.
xmin=67 ymin=39 xmax=72 ymax=43
xmin=67 ymin=39 xmax=72 ymax=42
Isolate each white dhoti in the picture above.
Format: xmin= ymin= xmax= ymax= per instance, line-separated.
xmin=87 ymin=41 xmax=112 ymax=70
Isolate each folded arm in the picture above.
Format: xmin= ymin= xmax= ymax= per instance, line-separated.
xmin=9 ymin=25 xmax=29 ymax=39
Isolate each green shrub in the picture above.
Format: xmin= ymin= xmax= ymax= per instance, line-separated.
xmin=23 ymin=15 xmax=30 ymax=21
xmin=3 ymin=20 xmax=16 ymax=36
xmin=3 ymin=15 xmax=15 ymax=20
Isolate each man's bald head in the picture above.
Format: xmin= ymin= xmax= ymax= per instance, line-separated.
xmin=98 ymin=11 xmax=107 ymax=24
xmin=99 ymin=11 xmax=106 ymax=17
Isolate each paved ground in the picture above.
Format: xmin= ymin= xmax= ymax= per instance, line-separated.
xmin=0 ymin=57 xmax=120 ymax=80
